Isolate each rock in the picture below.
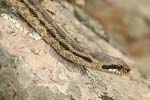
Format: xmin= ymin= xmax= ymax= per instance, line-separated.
xmin=0 ymin=0 xmax=150 ymax=100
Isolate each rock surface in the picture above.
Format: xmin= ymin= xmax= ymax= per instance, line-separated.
xmin=0 ymin=0 xmax=150 ymax=100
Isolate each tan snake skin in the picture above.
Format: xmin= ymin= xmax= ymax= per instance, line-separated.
xmin=4 ymin=0 xmax=130 ymax=75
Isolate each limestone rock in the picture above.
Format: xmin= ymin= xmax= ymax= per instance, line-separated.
xmin=0 ymin=0 xmax=150 ymax=100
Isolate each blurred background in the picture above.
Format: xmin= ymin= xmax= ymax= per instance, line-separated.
xmin=74 ymin=0 xmax=150 ymax=78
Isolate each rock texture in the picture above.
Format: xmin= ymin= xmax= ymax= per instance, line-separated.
xmin=0 ymin=0 xmax=150 ymax=100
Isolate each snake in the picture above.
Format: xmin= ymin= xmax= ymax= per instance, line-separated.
xmin=3 ymin=0 xmax=130 ymax=75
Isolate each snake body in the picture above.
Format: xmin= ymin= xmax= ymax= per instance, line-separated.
xmin=4 ymin=0 xmax=130 ymax=75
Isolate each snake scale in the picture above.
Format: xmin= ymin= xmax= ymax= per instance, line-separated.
xmin=4 ymin=0 xmax=130 ymax=75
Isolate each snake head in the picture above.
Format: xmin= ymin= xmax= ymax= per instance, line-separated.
xmin=90 ymin=52 xmax=130 ymax=75
xmin=101 ymin=61 xmax=130 ymax=75
xmin=101 ymin=57 xmax=130 ymax=75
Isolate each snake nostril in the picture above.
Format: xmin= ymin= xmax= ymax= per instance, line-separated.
xmin=126 ymin=68 xmax=130 ymax=72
